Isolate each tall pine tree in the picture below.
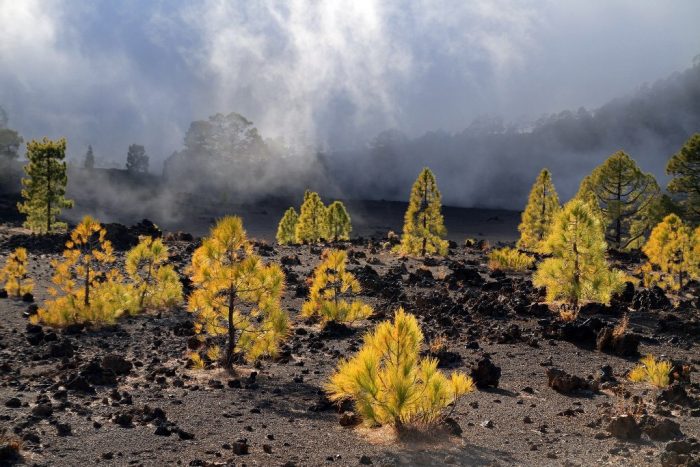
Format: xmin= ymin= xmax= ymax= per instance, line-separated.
xmin=326 ymin=201 xmax=352 ymax=242
xmin=666 ymin=133 xmax=700 ymax=224
xmin=295 ymin=191 xmax=327 ymax=244
xmin=397 ymin=167 xmax=448 ymax=256
xmin=84 ymin=145 xmax=95 ymax=169
xmin=517 ymin=168 xmax=560 ymax=252
xmin=534 ymin=199 xmax=625 ymax=309
xmin=18 ymin=137 xmax=73 ymax=233
xmin=579 ymin=151 xmax=659 ymax=250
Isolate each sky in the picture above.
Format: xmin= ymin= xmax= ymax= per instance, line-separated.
xmin=0 ymin=0 xmax=699 ymax=168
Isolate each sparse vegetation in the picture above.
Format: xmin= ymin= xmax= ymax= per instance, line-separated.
xmin=301 ymin=249 xmax=372 ymax=325
xmin=629 ymin=354 xmax=672 ymax=388
xmin=188 ymin=216 xmax=289 ymax=368
xmin=276 ymin=207 xmax=299 ymax=245
xmin=397 ymin=167 xmax=448 ymax=256
xmin=533 ymin=199 xmax=626 ymax=309
xmin=0 ymin=247 xmax=33 ymax=297
xmin=517 ymin=168 xmax=560 ymax=252
xmin=488 ymin=247 xmax=535 ymax=272
xmin=326 ymin=308 xmax=474 ymax=428
xmin=17 ymin=137 xmax=74 ymax=233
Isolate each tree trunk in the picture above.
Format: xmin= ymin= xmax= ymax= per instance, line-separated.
xmin=84 ymin=260 xmax=90 ymax=306
xmin=225 ymin=286 xmax=236 ymax=370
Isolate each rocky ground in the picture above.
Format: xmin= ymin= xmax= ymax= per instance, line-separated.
xmin=0 ymin=217 xmax=699 ymax=467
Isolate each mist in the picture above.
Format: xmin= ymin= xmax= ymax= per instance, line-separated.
xmin=1 ymin=0 xmax=699 ymax=211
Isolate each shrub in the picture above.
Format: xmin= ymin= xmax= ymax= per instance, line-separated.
xmin=326 ymin=308 xmax=474 ymax=428
xmin=488 ymin=247 xmax=534 ymax=272
xmin=301 ymin=249 xmax=372 ymax=325
xmin=32 ymin=216 xmax=136 ymax=326
xmin=188 ymin=216 xmax=289 ymax=368
xmin=396 ymin=167 xmax=448 ymax=256
xmin=0 ymin=247 xmax=33 ymax=297
xmin=125 ymin=236 xmax=183 ymax=310
xmin=276 ymin=207 xmax=299 ymax=245
xmin=629 ymin=355 xmax=672 ymax=388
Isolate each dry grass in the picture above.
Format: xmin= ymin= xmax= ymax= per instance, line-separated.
xmin=629 ymin=354 xmax=672 ymax=388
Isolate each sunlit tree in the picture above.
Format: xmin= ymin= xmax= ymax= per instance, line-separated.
xmin=666 ymin=133 xmax=700 ymax=224
xmin=326 ymin=308 xmax=474 ymax=428
xmin=641 ymin=214 xmax=695 ymax=291
xmin=517 ymin=168 xmax=560 ymax=252
xmin=579 ymin=151 xmax=659 ymax=250
xmin=276 ymin=207 xmax=299 ymax=245
xmin=125 ymin=236 xmax=183 ymax=310
xmin=188 ymin=216 xmax=289 ymax=368
xmin=397 ymin=167 xmax=448 ymax=256
xmin=326 ymin=201 xmax=352 ymax=242
xmin=33 ymin=216 xmax=136 ymax=326
xmin=295 ymin=191 xmax=327 ymax=244
xmin=0 ymin=248 xmax=33 ymax=297
xmin=301 ymin=249 xmax=372 ymax=325
xmin=533 ymin=199 xmax=626 ymax=309
xmin=17 ymin=138 xmax=73 ymax=233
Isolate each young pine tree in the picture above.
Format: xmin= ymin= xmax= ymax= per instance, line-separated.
xmin=517 ymin=169 xmax=560 ymax=252
xmin=326 ymin=308 xmax=474 ymax=428
xmin=301 ymin=249 xmax=372 ymax=325
xmin=326 ymin=201 xmax=352 ymax=242
xmin=125 ymin=236 xmax=183 ymax=310
xmin=126 ymin=144 xmax=149 ymax=173
xmin=533 ymin=200 xmax=626 ymax=309
xmin=84 ymin=145 xmax=95 ymax=169
xmin=33 ymin=216 xmax=136 ymax=326
xmin=641 ymin=214 xmax=695 ymax=291
xmin=276 ymin=207 xmax=299 ymax=245
xmin=0 ymin=248 xmax=33 ymax=297
xmin=188 ymin=216 xmax=289 ymax=369
xmin=581 ymin=151 xmax=660 ymax=250
xmin=397 ymin=167 xmax=448 ymax=256
xmin=18 ymin=138 xmax=73 ymax=233
xmin=295 ymin=191 xmax=328 ymax=244
xmin=666 ymin=133 xmax=700 ymax=224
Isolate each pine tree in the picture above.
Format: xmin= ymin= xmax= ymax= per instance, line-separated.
xmin=126 ymin=144 xmax=149 ymax=173
xmin=295 ymin=191 xmax=328 ymax=244
xmin=84 ymin=145 xmax=95 ymax=169
xmin=188 ymin=216 xmax=289 ymax=368
xmin=397 ymin=167 xmax=448 ymax=256
xmin=533 ymin=199 xmax=626 ymax=309
xmin=301 ymin=249 xmax=372 ymax=325
xmin=0 ymin=248 xmax=33 ymax=297
xmin=17 ymin=137 xmax=73 ymax=233
xmin=517 ymin=168 xmax=560 ymax=252
xmin=666 ymin=133 xmax=700 ymax=224
xmin=641 ymin=214 xmax=695 ymax=291
xmin=276 ymin=207 xmax=299 ymax=245
xmin=33 ymin=216 xmax=136 ymax=326
xmin=326 ymin=308 xmax=474 ymax=428
xmin=125 ymin=236 xmax=183 ymax=310
xmin=326 ymin=201 xmax=352 ymax=242
xmin=581 ymin=151 xmax=660 ymax=250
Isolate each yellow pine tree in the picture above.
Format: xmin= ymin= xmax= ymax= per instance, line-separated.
xmin=533 ymin=199 xmax=626 ymax=309
xmin=325 ymin=308 xmax=474 ymax=428
xmin=125 ymin=236 xmax=183 ymax=310
xmin=33 ymin=216 xmax=136 ymax=326
xmin=188 ymin=216 xmax=289 ymax=368
xmin=0 ymin=248 xmax=34 ymax=297
xmin=276 ymin=207 xmax=299 ymax=245
xmin=641 ymin=214 xmax=695 ymax=291
xmin=295 ymin=191 xmax=328 ymax=244
xmin=397 ymin=167 xmax=448 ymax=256
xmin=17 ymin=137 xmax=74 ymax=233
xmin=326 ymin=201 xmax=352 ymax=242
xmin=301 ymin=249 xmax=372 ymax=325
xmin=517 ymin=169 xmax=560 ymax=252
